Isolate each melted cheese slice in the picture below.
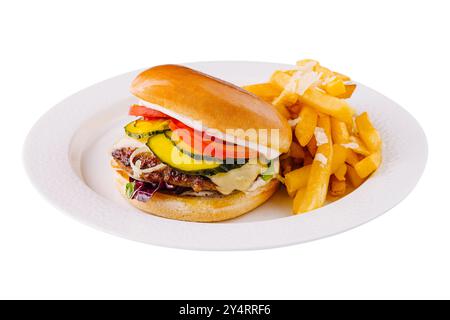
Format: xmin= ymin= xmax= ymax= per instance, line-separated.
xmin=209 ymin=162 xmax=266 ymax=195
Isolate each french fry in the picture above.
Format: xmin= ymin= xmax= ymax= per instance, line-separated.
xmin=354 ymin=151 xmax=382 ymax=178
xmin=294 ymin=115 xmax=333 ymax=214
xmin=334 ymin=72 xmax=351 ymax=82
xmin=289 ymin=141 xmax=305 ymax=159
xmin=285 ymin=165 xmax=312 ymax=197
xmin=355 ymin=112 xmax=382 ymax=152
xmin=345 ymin=149 xmax=361 ymax=166
xmin=295 ymin=106 xmax=318 ymax=146
xmin=270 ymin=70 xmax=291 ymax=90
xmin=284 ymin=69 xmax=297 ymax=76
xmin=347 ymin=135 xmax=371 ymax=156
xmin=298 ymin=88 xmax=355 ymax=124
xmin=334 ymin=163 xmax=347 ymax=181
xmin=321 ymin=113 xmax=332 ymax=137
xmin=346 ymin=164 xmax=365 ymax=188
xmin=347 ymin=117 xmax=358 ymax=135
xmin=331 ymin=117 xmax=350 ymax=144
xmin=271 ymin=92 xmax=292 ymax=119
xmin=298 ymin=60 xmax=351 ymax=83
xmin=273 ymin=89 xmax=298 ymax=106
xmin=243 ymin=83 xmax=282 ymax=102
xmin=316 ymin=64 xmax=351 ymax=82
xmin=315 ymin=65 xmax=335 ymax=79
xmin=293 ymin=187 xmax=307 ymax=214
xmin=337 ymin=83 xmax=357 ymax=99
xmin=329 ymin=175 xmax=346 ymax=197
xmin=331 ymin=144 xmax=348 ymax=174
xmin=324 ymin=78 xmax=347 ymax=97
xmin=275 ymin=105 xmax=291 ymax=119
xmin=296 ymin=59 xmax=319 ymax=67
xmin=306 ymin=136 xmax=318 ymax=157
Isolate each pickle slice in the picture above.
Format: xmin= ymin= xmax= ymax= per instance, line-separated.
xmin=124 ymin=119 xmax=169 ymax=139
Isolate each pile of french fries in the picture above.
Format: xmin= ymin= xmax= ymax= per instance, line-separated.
xmin=243 ymin=60 xmax=382 ymax=214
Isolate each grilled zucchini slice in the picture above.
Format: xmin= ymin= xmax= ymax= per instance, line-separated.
xmin=147 ymin=133 xmax=222 ymax=174
xmin=125 ymin=119 xmax=169 ymax=139
xmin=165 ymin=131 xmax=247 ymax=166
xmin=147 ymin=133 xmax=245 ymax=175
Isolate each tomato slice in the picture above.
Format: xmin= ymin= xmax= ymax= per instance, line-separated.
xmin=169 ymin=120 xmax=255 ymax=159
xmin=170 ymin=119 xmax=210 ymax=154
xmin=129 ymin=105 xmax=171 ymax=119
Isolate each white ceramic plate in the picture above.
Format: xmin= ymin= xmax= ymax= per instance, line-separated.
xmin=24 ymin=61 xmax=427 ymax=250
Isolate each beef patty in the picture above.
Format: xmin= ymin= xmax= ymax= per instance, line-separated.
xmin=112 ymin=148 xmax=217 ymax=193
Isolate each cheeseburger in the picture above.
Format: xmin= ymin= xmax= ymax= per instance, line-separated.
xmin=111 ymin=65 xmax=291 ymax=222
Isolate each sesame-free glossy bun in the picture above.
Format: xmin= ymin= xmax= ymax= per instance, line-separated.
xmin=115 ymin=170 xmax=279 ymax=223
xmin=130 ymin=64 xmax=292 ymax=154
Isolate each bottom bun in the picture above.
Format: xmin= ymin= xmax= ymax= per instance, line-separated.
xmin=115 ymin=172 xmax=279 ymax=222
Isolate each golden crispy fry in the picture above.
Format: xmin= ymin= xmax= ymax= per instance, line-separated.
xmin=285 ymin=165 xmax=312 ymax=197
xmin=284 ymin=70 xmax=297 ymax=76
xmin=274 ymin=90 xmax=298 ymax=107
xmin=331 ymin=117 xmax=350 ymax=144
xmin=292 ymin=187 xmax=307 ymax=214
xmin=315 ymin=65 xmax=335 ymax=79
xmin=337 ymin=83 xmax=357 ymax=99
xmin=321 ymin=113 xmax=332 ymax=137
xmin=243 ymin=83 xmax=282 ymax=102
xmin=318 ymin=66 xmax=351 ymax=82
xmin=324 ymin=78 xmax=347 ymax=97
xmin=355 ymin=112 xmax=382 ymax=152
xmin=334 ymin=72 xmax=351 ymax=82
xmin=294 ymin=115 xmax=333 ymax=214
xmin=270 ymin=70 xmax=291 ymax=90
xmin=298 ymin=88 xmax=355 ymax=124
xmin=347 ymin=117 xmax=358 ymax=135
xmin=296 ymin=59 xmax=320 ymax=67
xmin=345 ymin=149 xmax=361 ymax=166
xmin=297 ymin=59 xmax=351 ymax=83
xmin=331 ymin=144 xmax=348 ymax=174
xmin=348 ymin=135 xmax=371 ymax=156
xmin=329 ymin=175 xmax=346 ymax=197
xmin=275 ymin=105 xmax=291 ymax=119
xmin=271 ymin=93 xmax=292 ymax=119
xmin=295 ymin=105 xmax=318 ymax=146
xmin=346 ymin=164 xmax=366 ymax=188
xmin=354 ymin=151 xmax=382 ymax=178
xmin=334 ymin=163 xmax=347 ymax=181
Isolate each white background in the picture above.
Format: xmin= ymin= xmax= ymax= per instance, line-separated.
xmin=1 ymin=0 xmax=448 ymax=299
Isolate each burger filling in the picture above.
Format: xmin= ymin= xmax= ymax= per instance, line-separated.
xmin=112 ymin=104 xmax=280 ymax=203
xmin=112 ymin=147 xmax=217 ymax=193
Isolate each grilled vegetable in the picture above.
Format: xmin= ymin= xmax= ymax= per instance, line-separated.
xmin=168 ymin=120 xmax=254 ymax=159
xmin=128 ymin=105 xmax=171 ymax=119
xmin=165 ymin=131 xmax=248 ymax=165
xmin=125 ymin=119 xmax=169 ymax=139
xmin=147 ymin=133 xmax=243 ymax=175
